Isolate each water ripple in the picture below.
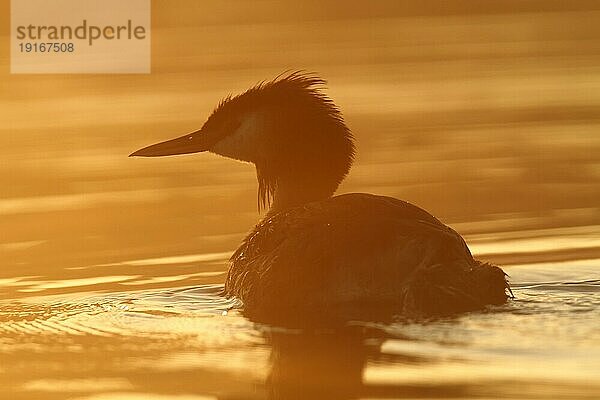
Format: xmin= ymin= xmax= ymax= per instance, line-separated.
xmin=0 ymin=285 xmax=242 ymax=339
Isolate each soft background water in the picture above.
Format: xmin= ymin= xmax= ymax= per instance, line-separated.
xmin=1 ymin=1 xmax=600 ymax=399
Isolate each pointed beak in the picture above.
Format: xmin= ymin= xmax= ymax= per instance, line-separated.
xmin=129 ymin=128 xmax=214 ymax=157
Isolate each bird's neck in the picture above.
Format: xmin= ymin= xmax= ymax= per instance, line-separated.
xmin=268 ymin=177 xmax=334 ymax=214
xmin=253 ymin=121 xmax=354 ymax=215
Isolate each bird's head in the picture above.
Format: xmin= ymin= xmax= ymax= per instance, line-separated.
xmin=131 ymin=72 xmax=355 ymax=211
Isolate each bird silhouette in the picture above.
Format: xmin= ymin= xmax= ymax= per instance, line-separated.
xmin=131 ymin=72 xmax=511 ymax=322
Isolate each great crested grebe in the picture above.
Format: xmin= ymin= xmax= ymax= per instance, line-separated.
xmin=131 ymin=72 xmax=511 ymax=320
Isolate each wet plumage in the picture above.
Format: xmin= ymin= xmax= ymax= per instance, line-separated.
xmin=131 ymin=72 xmax=511 ymax=321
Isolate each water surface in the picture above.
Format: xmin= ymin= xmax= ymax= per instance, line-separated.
xmin=1 ymin=1 xmax=600 ymax=399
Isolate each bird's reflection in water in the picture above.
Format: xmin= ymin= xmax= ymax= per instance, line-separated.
xmin=255 ymin=305 xmax=401 ymax=400
xmin=253 ymin=305 xmax=472 ymax=400
xmin=265 ymin=327 xmax=371 ymax=400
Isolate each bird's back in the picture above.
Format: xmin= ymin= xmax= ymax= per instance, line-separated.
xmin=225 ymin=193 xmax=508 ymax=321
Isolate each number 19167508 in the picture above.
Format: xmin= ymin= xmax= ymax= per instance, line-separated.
xmin=19 ymin=42 xmax=74 ymax=52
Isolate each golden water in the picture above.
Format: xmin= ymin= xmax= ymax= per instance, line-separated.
xmin=1 ymin=2 xmax=600 ymax=399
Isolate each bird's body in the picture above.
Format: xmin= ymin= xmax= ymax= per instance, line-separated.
xmin=131 ymin=72 xmax=510 ymax=321
xmin=226 ymin=193 xmax=508 ymax=319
